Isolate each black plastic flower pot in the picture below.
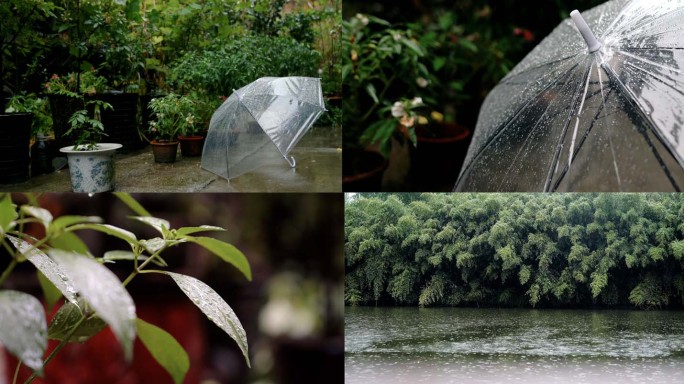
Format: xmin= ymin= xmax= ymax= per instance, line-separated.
xmin=48 ymin=94 xmax=84 ymax=149
xmin=0 ymin=112 xmax=32 ymax=184
xmin=91 ymin=92 xmax=145 ymax=152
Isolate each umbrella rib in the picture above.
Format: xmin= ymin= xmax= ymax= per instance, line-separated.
xmin=550 ymin=87 xmax=613 ymax=192
xmin=543 ymin=61 xmax=593 ymax=192
xmin=498 ymin=78 xmax=563 ymax=191
xmin=622 ymin=61 xmax=684 ymax=99
xmin=613 ymin=7 xmax=684 ymax=40
xmin=615 ymin=49 xmax=684 ymax=76
xmin=600 ymin=63 xmax=683 ymax=191
xmin=456 ymin=59 xmax=582 ymax=188
xmin=499 ymin=54 xmax=579 ymax=84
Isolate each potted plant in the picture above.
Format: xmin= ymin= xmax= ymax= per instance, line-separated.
xmin=178 ymin=92 xmax=215 ymax=157
xmin=58 ymin=98 xmax=122 ymax=193
xmin=0 ymin=0 xmax=57 ymax=184
xmin=45 ymin=71 xmax=108 ymax=148
xmin=5 ymin=93 xmax=55 ymax=176
xmin=342 ymin=14 xmax=429 ymax=191
xmin=146 ymin=93 xmax=188 ymax=163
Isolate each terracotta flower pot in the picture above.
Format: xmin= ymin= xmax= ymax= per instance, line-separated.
xmin=150 ymin=140 xmax=179 ymax=163
xmin=343 ymin=148 xmax=388 ymax=192
xmin=178 ymin=135 xmax=205 ymax=157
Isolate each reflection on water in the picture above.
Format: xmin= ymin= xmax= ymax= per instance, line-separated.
xmin=345 ymin=307 xmax=684 ymax=383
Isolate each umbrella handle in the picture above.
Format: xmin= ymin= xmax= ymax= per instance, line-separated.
xmin=284 ymin=154 xmax=296 ymax=168
xmin=570 ymin=10 xmax=602 ymax=53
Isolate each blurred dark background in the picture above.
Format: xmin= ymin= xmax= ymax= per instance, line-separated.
xmin=1 ymin=193 xmax=343 ymax=384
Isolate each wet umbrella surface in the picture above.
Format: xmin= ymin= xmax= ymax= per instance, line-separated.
xmin=455 ymin=0 xmax=684 ymax=192
xmin=201 ymin=77 xmax=326 ymax=180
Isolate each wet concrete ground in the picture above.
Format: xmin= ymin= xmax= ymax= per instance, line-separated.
xmin=3 ymin=126 xmax=341 ymax=193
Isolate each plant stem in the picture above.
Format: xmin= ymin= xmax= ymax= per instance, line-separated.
xmin=12 ymin=361 xmax=22 ymax=384
xmin=23 ymin=315 xmax=87 ymax=384
xmin=0 ymin=258 xmax=17 ymax=287
xmin=121 ymin=250 xmax=163 ymax=287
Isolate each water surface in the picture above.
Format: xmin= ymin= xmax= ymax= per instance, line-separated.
xmin=345 ymin=307 xmax=684 ymax=383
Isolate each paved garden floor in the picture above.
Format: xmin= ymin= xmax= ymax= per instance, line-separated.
xmin=3 ymin=126 xmax=341 ymax=193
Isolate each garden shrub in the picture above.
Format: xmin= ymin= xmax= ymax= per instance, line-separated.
xmin=169 ymin=34 xmax=320 ymax=97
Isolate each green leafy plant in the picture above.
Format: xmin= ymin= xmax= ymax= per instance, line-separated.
xmin=169 ymin=34 xmax=320 ymax=97
xmin=342 ymin=14 xmax=430 ymax=154
xmin=346 ymin=193 xmax=684 ymax=309
xmin=44 ymin=71 xmax=108 ymax=97
xmin=146 ymin=93 xmax=196 ymax=141
xmin=4 ymin=93 xmax=53 ymax=138
xmin=0 ymin=193 xmax=251 ymax=383
xmin=0 ymin=0 xmax=59 ymax=110
xmin=63 ymin=99 xmax=113 ymax=150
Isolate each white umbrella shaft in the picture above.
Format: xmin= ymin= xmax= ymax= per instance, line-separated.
xmin=570 ymin=10 xmax=602 ymax=53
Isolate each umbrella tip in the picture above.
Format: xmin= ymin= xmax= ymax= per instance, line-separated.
xmin=570 ymin=10 xmax=602 ymax=53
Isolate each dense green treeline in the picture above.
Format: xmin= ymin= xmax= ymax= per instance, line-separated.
xmin=345 ymin=193 xmax=684 ymax=309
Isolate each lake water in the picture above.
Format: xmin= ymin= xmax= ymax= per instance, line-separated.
xmin=345 ymin=307 xmax=684 ymax=383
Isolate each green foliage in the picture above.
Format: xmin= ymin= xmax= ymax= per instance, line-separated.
xmin=342 ymin=14 xmax=429 ymax=152
xmin=629 ymin=274 xmax=669 ymax=309
xmin=0 ymin=193 xmax=251 ymax=381
xmin=136 ymin=318 xmax=189 ymax=384
xmin=146 ymin=93 xmax=197 ymax=141
xmin=345 ymin=193 xmax=684 ymax=309
xmin=169 ymin=34 xmax=320 ymax=97
xmin=5 ymin=93 xmax=53 ymax=137
xmin=64 ymin=99 xmax=113 ymax=149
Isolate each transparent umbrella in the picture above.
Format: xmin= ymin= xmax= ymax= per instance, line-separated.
xmin=201 ymin=77 xmax=326 ymax=179
xmin=455 ymin=0 xmax=684 ymax=192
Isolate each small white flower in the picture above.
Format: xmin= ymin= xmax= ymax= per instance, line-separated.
xmin=355 ymin=13 xmax=369 ymax=26
xmin=411 ymin=97 xmax=423 ymax=106
xmin=416 ymin=77 xmax=428 ymax=88
xmin=392 ymin=32 xmax=401 ymax=41
xmin=391 ymin=101 xmax=405 ymax=118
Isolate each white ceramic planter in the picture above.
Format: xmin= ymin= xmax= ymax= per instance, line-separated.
xmin=59 ymin=143 xmax=122 ymax=193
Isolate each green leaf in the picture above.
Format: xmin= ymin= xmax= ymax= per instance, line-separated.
xmin=130 ymin=217 xmax=171 ymax=237
xmin=185 ymin=236 xmax=251 ymax=281
xmin=0 ymin=290 xmax=47 ymax=373
xmin=0 ymin=194 xmax=17 ymax=234
xmin=433 ymin=57 xmax=447 ymax=71
xmin=136 ymin=318 xmax=190 ymax=384
xmin=125 ymin=0 xmax=141 ymax=21
xmin=164 ymin=272 xmax=250 ymax=367
xmin=50 ymin=216 xmax=103 ymax=233
xmin=459 ymin=39 xmax=478 ymax=52
xmin=365 ymin=83 xmax=379 ymax=104
xmin=21 ymin=206 xmax=53 ymax=228
xmin=401 ymin=38 xmax=424 ymax=56
xmin=37 ymin=271 xmax=63 ymax=310
xmin=48 ymin=301 xmax=106 ymax=343
xmin=68 ymin=224 xmax=138 ymax=247
xmin=50 ymin=232 xmax=90 ymax=254
xmin=139 ymin=237 xmax=170 ymax=254
xmin=7 ymin=236 xmax=78 ymax=305
xmin=50 ymin=250 xmax=137 ymax=361
xmin=175 ymin=226 xmax=225 ymax=237
xmin=114 ymin=193 xmax=151 ymax=216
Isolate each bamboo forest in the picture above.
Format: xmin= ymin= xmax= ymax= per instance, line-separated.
xmin=345 ymin=193 xmax=684 ymax=309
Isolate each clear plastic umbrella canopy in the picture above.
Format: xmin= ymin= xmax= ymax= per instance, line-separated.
xmin=455 ymin=0 xmax=684 ymax=191
xmin=201 ymin=76 xmax=325 ymax=179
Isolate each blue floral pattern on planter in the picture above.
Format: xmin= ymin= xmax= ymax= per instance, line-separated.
xmin=60 ymin=143 xmax=122 ymax=193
